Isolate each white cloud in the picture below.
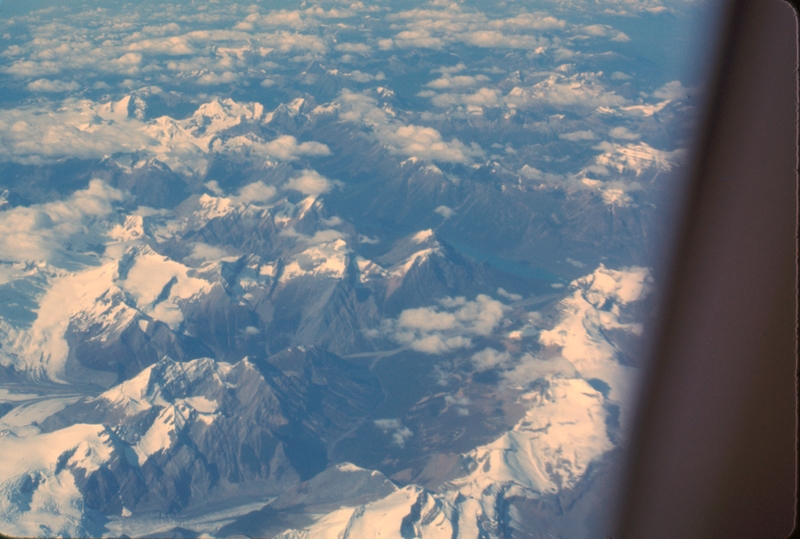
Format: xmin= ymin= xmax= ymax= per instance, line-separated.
xmin=496 ymin=288 xmax=522 ymax=301
xmin=444 ymin=394 xmax=470 ymax=406
xmin=463 ymin=30 xmax=548 ymax=49
xmin=434 ymin=205 xmax=455 ymax=219
xmin=234 ymin=181 xmax=278 ymax=204
xmin=141 ymin=22 xmax=182 ymax=36
xmin=238 ymin=10 xmax=310 ymax=30
xmin=259 ymin=31 xmax=328 ymax=53
xmin=404 ymin=334 xmax=473 ymax=354
xmin=550 ymin=0 xmax=671 ymax=15
xmin=248 ymin=135 xmax=331 ymax=161
xmin=238 ymin=6 xmax=360 ymax=33
xmin=611 ymin=71 xmax=632 ymax=81
xmin=432 ymin=63 xmax=466 ymax=75
xmin=377 ymin=38 xmax=394 ymax=50
xmin=127 ymin=36 xmax=194 ymax=55
xmin=471 ymin=348 xmax=513 ymax=371
xmin=385 ymin=294 xmax=507 ymax=355
xmin=336 ymin=90 xmax=483 ymax=163
xmin=619 ymin=101 xmax=671 ymax=117
xmin=335 ymin=42 xmax=371 ymax=53
xmin=398 ymin=309 xmax=458 ymax=332
xmin=190 ymin=243 xmax=230 ymax=261
xmin=653 ymin=80 xmax=689 ymax=100
xmin=386 ymin=124 xmax=483 ymax=162
xmin=344 ymin=70 xmax=386 ymax=83
xmin=0 ymin=180 xmax=125 ymax=263
xmin=518 ymin=165 xmax=567 ymax=186
xmin=373 ymin=419 xmax=414 ymax=447
xmin=384 ymin=7 xmax=566 ymax=51
xmin=576 ymin=24 xmax=629 ymax=42
xmin=358 ymin=235 xmax=380 ymax=244
xmin=0 ymin=99 xmax=151 ymax=165
xmin=609 ymin=126 xmax=640 ymax=140
xmin=204 ymin=180 xmax=224 ymax=195
xmin=1 ymin=4 xmax=333 ymax=84
xmin=427 ymin=74 xmax=489 ymax=89
xmin=489 ymin=12 xmax=566 ymax=31
xmin=26 ymin=79 xmax=80 ymax=93
xmin=430 ymin=87 xmax=500 ymax=108
xmin=559 ymin=130 xmax=597 ymax=141
xmin=392 ymin=30 xmax=445 ymax=49
xmin=112 ymin=52 xmax=144 ymax=73
xmin=284 ymin=170 xmax=341 ymax=196
xmin=197 ymin=71 xmax=238 ymax=85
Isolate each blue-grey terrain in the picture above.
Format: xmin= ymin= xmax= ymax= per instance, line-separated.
xmin=0 ymin=0 xmax=711 ymax=537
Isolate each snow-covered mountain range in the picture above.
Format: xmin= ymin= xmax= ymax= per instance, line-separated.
xmin=0 ymin=0 xmax=704 ymax=536
xmin=0 ymin=92 xmax=660 ymax=536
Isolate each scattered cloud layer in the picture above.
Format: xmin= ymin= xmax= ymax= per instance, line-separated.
xmin=609 ymin=126 xmax=640 ymax=140
xmin=373 ymin=419 xmax=413 ymax=447
xmin=0 ymin=96 xmax=330 ymax=173
xmin=233 ymin=181 xmax=278 ymax=204
xmin=0 ymin=98 xmax=151 ymax=165
xmin=334 ymin=90 xmax=484 ymax=163
xmin=0 ymin=0 xmax=691 ymax=199
xmin=384 ymin=294 xmax=507 ymax=354
xmin=382 ymin=7 xmax=565 ymax=51
xmin=0 ymin=180 xmax=125 ymax=263
xmin=0 ymin=3 xmax=357 ymax=87
xmin=471 ymin=348 xmax=514 ymax=371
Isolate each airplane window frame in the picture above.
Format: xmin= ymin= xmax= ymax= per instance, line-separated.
xmin=614 ymin=1 xmax=798 ymax=537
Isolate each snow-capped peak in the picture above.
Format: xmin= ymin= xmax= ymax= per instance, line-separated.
xmin=594 ymin=141 xmax=685 ymax=176
xmin=452 ymin=377 xmax=613 ymax=498
xmin=577 ymin=264 xmax=652 ymax=306
xmin=98 ymin=95 xmax=146 ymax=122
xmin=94 ymin=357 xmax=230 ymax=414
xmin=89 ymin=357 xmax=257 ymax=464
xmin=539 ymin=265 xmax=652 ymax=427
xmin=194 ymin=98 xmax=265 ymax=126
xmin=275 ymin=485 xmax=454 ymax=539
xmin=412 ymin=229 xmax=435 ymax=243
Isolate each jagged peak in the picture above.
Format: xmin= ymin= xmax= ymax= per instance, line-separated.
xmin=377 ymin=229 xmax=447 ymax=269
xmin=97 ymin=94 xmax=147 ymax=122
xmin=194 ymin=98 xmax=266 ymax=123
xmin=572 ymin=264 xmax=652 ymax=306
xmin=96 ymin=356 xmax=250 ymax=411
